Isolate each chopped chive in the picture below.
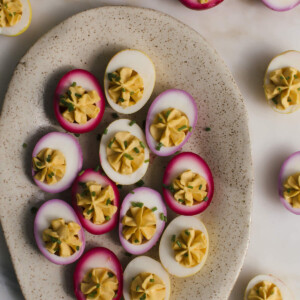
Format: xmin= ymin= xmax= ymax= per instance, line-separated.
xmin=150 ymin=279 xmax=154 ymax=282
xmin=288 ymin=98 xmax=292 ymax=102
xmin=151 ymin=207 xmax=157 ymax=212
xmin=187 ymin=185 xmax=193 ymax=189
xmin=287 ymin=188 xmax=291 ymax=193
xmin=298 ymin=88 xmax=300 ymax=91
xmin=91 ymin=191 xmax=96 ymax=197
xmin=171 ymin=235 xmax=176 ymax=242
xmin=144 ymin=159 xmax=150 ymax=163
xmin=67 ymin=90 xmax=72 ymax=98
xmin=277 ymin=87 xmax=281 ymax=91
xmin=163 ymin=184 xmax=175 ymax=193
xmin=129 ymin=191 xmax=135 ymax=195
xmin=203 ymin=196 xmax=208 ymax=202
xmin=124 ymin=153 xmax=134 ymax=160
xmin=106 ymin=199 xmax=111 ymax=205
xmin=88 ymin=272 xmax=92 ymax=278
xmin=165 ymin=110 xmax=171 ymax=119
xmin=184 ymin=252 xmax=188 ymax=257
xmin=129 ymin=120 xmax=136 ymax=126
xmin=188 ymin=126 xmax=192 ymax=132
xmin=139 ymin=141 xmax=146 ymax=149
xmin=158 ymin=117 xmax=163 ymax=123
xmin=71 ymin=82 xmax=76 ymax=87
xmin=36 ymin=162 xmax=42 ymax=167
xmin=199 ymin=184 xmax=203 ymax=190
xmin=75 ymin=93 xmax=82 ymax=98
xmin=176 ymin=240 xmax=182 ymax=248
xmin=94 ymin=165 xmax=100 ymax=172
xmin=280 ymin=76 xmax=284 ymax=80
xmin=78 ymin=181 xmax=87 ymax=188
xmin=133 ymin=147 xmax=140 ymax=153
xmin=121 ymin=88 xmax=126 ymax=92
xmin=130 ymin=91 xmax=135 ymax=95
xmin=140 ymin=293 xmax=146 ymax=300
xmin=136 ymin=285 xmax=140 ymax=292
xmin=46 ymin=155 xmax=51 ymax=163
xmin=79 ymin=170 xmax=84 ymax=176
xmin=105 ymin=216 xmax=111 ymax=221
xmin=87 ymin=208 xmax=94 ymax=215
xmin=9 ymin=13 xmax=12 ymax=17
xmin=74 ymin=133 xmax=80 ymax=137
xmin=185 ymin=230 xmax=190 ymax=236
xmin=117 ymin=184 xmax=122 ymax=189
xmin=294 ymin=75 xmax=298 ymax=79
xmin=13 ymin=12 xmax=16 ymax=16
xmin=30 ymin=207 xmax=38 ymax=215
xmin=108 ymin=137 xmax=116 ymax=148
xmin=118 ymin=97 xmax=125 ymax=103
xmin=156 ymin=142 xmax=163 ymax=151
xmin=96 ymin=284 xmax=100 ymax=289
xmin=124 ymin=140 xmax=128 ymax=148
xmin=272 ymin=97 xmax=278 ymax=105
xmin=76 ymin=246 xmax=80 ymax=251
xmin=160 ymin=213 xmax=166 ymax=222
xmin=107 ymin=271 xmax=114 ymax=278
xmin=108 ymin=73 xmax=117 ymax=81
xmin=286 ymin=76 xmax=290 ymax=80
xmin=22 ymin=143 xmax=27 ymax=148
xmin=88 ymin=290 xmax=97 ymax=298
xmin=132 ymin=202 xmax=144 ymax=208
xmin=112 ymin=113 xmax=119 ymax=119
xmin=136 ymin=180 xmax=144 ymax=187
xmin=48 ymin=172 xmax=54 ymax=178
xmin=103 ymin=128 xmax=108 ymax=135
xmin=178 ymin=125 xmax=187 ymax=131
xmin=178 ymin=199 xmax=184 ymax=203
xmin=134 ymin=239 xmax=139 ymax=243
xmin=205 ymin=127 xmax=211 ymax=132
xmin=174 ymin=151 xmax=181 ymax=155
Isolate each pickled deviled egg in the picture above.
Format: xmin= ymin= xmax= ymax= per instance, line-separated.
xmin=32 ymin=132 xmax=83 ymax=193
xmin=264 ymin=50 xmax=300 ymax=114
xmin=99 ymin=119 xmax=150 ymax=185
xmin=159 ymin=215 xmax=209 ymax=278
xmin=145 ymin=89 xmax=198 ymax=156
xmin=104 ymin=49 xmax=156 ymax=114
xmin=34 ymin=199 xmax=85 ymax=265
xmin=54 ymin=69 xmax=105 ymax=133
xmin=123 ymin=256 xmax=171 ymax=300
xmin=74 ymin=247 xmax=123 ymax=300
xmin=0 ymin=0 xmax=32 ymax=36
xmin=179 ymin=0 xmax=224 ymax=10
xmin=244 ymin=274 xmax=293 ymax=300
xmin=119 ymin=187 xmax=167 ymax=255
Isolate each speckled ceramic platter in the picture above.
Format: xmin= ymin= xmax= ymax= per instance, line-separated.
xmin=0 ymin=6 xmax=253 ymax=300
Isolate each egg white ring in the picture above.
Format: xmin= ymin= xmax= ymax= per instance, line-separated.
xmin=123 ymin=256 xmax=171 ymax=300
xmin=278 ymin=151 xmax=300 ymax=215
xmin=264 ymin=50 xmax=300 ymax=114
xmin=34 ymin=199 xmax=85 ymax=265
xmin=0 ymin=0 xmax=31 ymax=36
xmin=244 ymin=274 xmax=294 ymax=300
xmin=32 ymin=132 xmax=83 ymax=193
xmin=159 ymin=215 xmax=209 ymax=278
xmin=261 ymin=0 xmax=300 ymax=12
xmin=146 ymin=89 xmax=198 ymax=156
xmin=104 ymin=49 xmax=156 ymax=114
xmin=99 ymin=119 xmax=150 ymax=185
xmin=119 ymin=187 xmax=167 ymax=255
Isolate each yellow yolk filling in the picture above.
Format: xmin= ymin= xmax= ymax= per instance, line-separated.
xmin=172 ymin=228 xmax=207 ymax=268
xmin=60 ymin=83 xmax=100 ymax=124
xmin=264 ymin=67 xmax=300 ymax=110
xmin=108 ymin=67 xmax=144 ymax=107
xmin=283 ymin=173 xmax=300 ymax=209
xmin=106 ymin=131 xmax=145 ymax=175
xmin=42 ymin=218 xmax=82 ymax=257
xmin=199 ymin=0 xmax=210 ymax=3
xmin=172 ymin=170 xmax=208 ymax=206
xmin=0 ymin=0 xmax=22 ymax=27
xmin=76 ymin=181 xmax=117 ymax=224
xmin=248 ymin=281 xmax=282 ymax=300
xmin=131 ymin=273 xmax=166 ymax=300
xmin=122 ymin=204 xmax=156 ymax=245
xmin=81 ymin=268 xmax=119 ymax=300
xmin=150 ymin=108 xmax=189 ymax=148
xmin=32 ymin=148 xmax=66 ymax=185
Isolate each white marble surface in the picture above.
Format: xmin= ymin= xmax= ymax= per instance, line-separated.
xmin=0 ymin=0 xmax=300 ymax=299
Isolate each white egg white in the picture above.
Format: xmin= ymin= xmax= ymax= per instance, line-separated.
xmin=244 ymin=274 xmax=294 ymax=300
xmin=104 ymin=49 xmax=156 ymax=114
xmin=264 ymin=50 xmax=300 ymax=114
xmin=123 ymin=256 xmax=171 ymax=300
xmin=0 ymin=0 xmax=32 ymax=36
xmin=99 ymin=119 xmax=150 ymax=185
xmin=159 ymin=215 xmax=209 ymax=278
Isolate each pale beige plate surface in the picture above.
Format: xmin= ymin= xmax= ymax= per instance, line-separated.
xmin=0 ymin=6 xmax=253 ymax=300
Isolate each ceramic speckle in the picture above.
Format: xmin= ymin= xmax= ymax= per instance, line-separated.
xmin=0 ymin=6 xmax=253 ymax=300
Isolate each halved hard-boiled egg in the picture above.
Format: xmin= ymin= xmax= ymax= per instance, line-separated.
xmin=34 ymin=199 xmax=85 ymax=265
xmin=119 ymin=187 xmax=167 ymax=255
xmin=159 ymin=215 xmax=209 ymax=278
xmin=71 ymin=168 xmax=120 ymax=235
xmin=104 ymin=49 xmax=156 ymax=114
xmin=261 ymin=0 xmax=300 ymax=11
xmin=54 ymin=69 xmax=105 ymax=134
xmin=163 ymin=152 xmax=214 ymax=215
xmin=99 ymin=119 xmax=150 ymax=185
xmin=0 ymin=0 xmax=32 ymax=36
xmin=179 ymin=0 xmax=224 ymax=10
xmin=264 ymin=50 xmax=300 ymax=114
xmin=123 ymin=256 xmax=171 ymax=300
xmin=74 ymin=247 xmax=123 ymax=300
xmin=244 ymin=274 xmax=293 ymax=300
xmin=32 ymin=132 xmax=83 ymax=193
xmin=278 ymin=151 xmax=300 ymax=215
xmin=145 ymin=89 xmax=198 ymax=156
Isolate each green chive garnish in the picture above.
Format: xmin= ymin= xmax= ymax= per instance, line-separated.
xmin=140 ymin=293 xmax=146 ymax=300
xmin=108 ymin=271 xmax=114 ymax=278
xmin=22 ymin=143 xmax=27 ymax=148
xmin=178 ymin=199 xmax=184 ymax=203
xmin=133 ymin=147 xmax=140 ymax=153
xmin=163 ymin=184 xmax=175 ymax=193
xmin=187 ymin=185 xmax=193 ymax=189
xmin=118 ymin=97 xmax=125 ymax=102
xmin=108 ymin=73 xmax=117 ymax=81
xmin=160 ymin=213 xmax=166 ymax=222
xmin=298 ymin=88 xmax=300 ymax=91
xmin=71 ymin=82 xmax=76 ymax=87
xmin=46 ymin=155 xmax=51 ymax=162
xmin=134 ymin=239 xmax=139 ymax=243
xmin=288 ymin=98 xmax=292 ymax=102
xmin=205 ymin=127 xmax=211 ymax=132
xmin=139 ymin=141 xmax=145 ymax=149
xmin=151 ymin=207 xmax=157 ymax=212
xmin=94 ymin=165 xmax=100 ymax=172
xmin=185 ymin=230 xmax=190 ymax=236
xmin=88 ymin=290 xmax=97 ymax=298
xmin=171 ymin=235 xmax=176 ymax=242
xmin=129 ymin=120 xmax=136 ymax=126
xmin=176 ymin=240 xmax=182 ymax=248
xmin=132 ymin=202 xmax=144 ymax=208
xmin=91 ymin=191 xmax=96 ymax=197
xmin=286 ymin=76 xmax=290 ymax=80
xmin=106 ymin=199 xmax=111 ymax=205
xmin=108 ymin=137 xmax=116 ymax=148
xmin=79 ymin=170 xmax=84 ymax=176
xmin=124 ymin=153 xmax=134 ymax=160
xmin=74 ymin=133 xmax=80 ymax=137
xmin=136 ymin=180 xmax=144 ymax=187
xmin=156 ymin=142 xmax=163 ymax=151
xmin=165 ymin=110 xmax=171 ymax=118
xmin=75 ymin=93 xmax=81 ymax=98
xmin=96 ymin=284 xmax=100 ymax=289
xmin=272 ymin=97 xmax=278 ymax=105
xmin=199 ymin=184 xmax=203 ymax=190
xmin=89 ymin=272 xmax=92 ymax=278
xmin=203 ymin=196 xmax=208 ymax=202
xmin=178 ymin=125 xmax=187 ymax=131
xmin=277 ymin=87 xmax=281 ymax=91
xmin=184 ymin=252 xmax=188 ymax=257
xmin=105 ymin=216 xmax=111 ymax=221
xmin=103 ymin=128 xmax=108 ymax=134
xmin=130 ymin=91 xmax=135 ymax=95
xmin=144 ymin=159 xmax=150 ymax=163
xmin=158 ymin=117 xmax=163 ymax=122
xmin=294 ymin=75 xmax=298 ymax=79
xmin=150 ymin=279 xmax=154 ymax=282
xmin=87 ymin=208 xmax=94 ymax=215
xmin=280 ymin=76 xmax=284 ymax=80
xmin=122 ymin=88 xmax=126 ymax=92
xmin=188 ymin=126 xmax=192 ymax=132
xmin=287 ymin=188 xmax=291 ymax=193
xmin=78 ymin=181 xmax=87 ymax=188
xmin=124 ymin=140 xmax=128 ymax=148
xmin=136 ymin=285 xmax=140 ymax=292
xmin=76 ymin=246 xmax=79 ymax=251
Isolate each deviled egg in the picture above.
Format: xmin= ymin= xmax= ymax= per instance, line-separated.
xmin=0 ymin=0 xmax=32 ymax=36
xmin=34 ymin=199 xmax=85 ymax=265
xmin=179 ymin=0 xmax=224 ymax=10
xmin=123 ymin=256 xmax=171 ymax=300
xmin=71 ymin=168 xmax=120 ymax=235
xmin=244 ymin=274 xmax=293 ymax=300
xmin=145 ymin=89 xmax=198 ymax=156
xmin=278 ymin=151 xmax=300 ymax=215
xmin=54 ymin=69 xmax=105 ymax=134
xmin=74 ymin=247 xmax=123 ymax=300
xmin=104 ymin=49 xmax=156 ymax=114
xmin=261 ymin=0 xmax=300 ymax=11
xmin=163 ymin=152 xmax=214 ymax=215
xmin=32 ymin=132 xmax=83 ymax=193
xmin=159 ymin=215 xmax=209 ymax=278
xmin=264 ymin=50 xmax=300 ymax=114
xmin=99 ymin=119 xmax=150 ymax=185
xmin=119 ymin=187 xmax=167 ymax=255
